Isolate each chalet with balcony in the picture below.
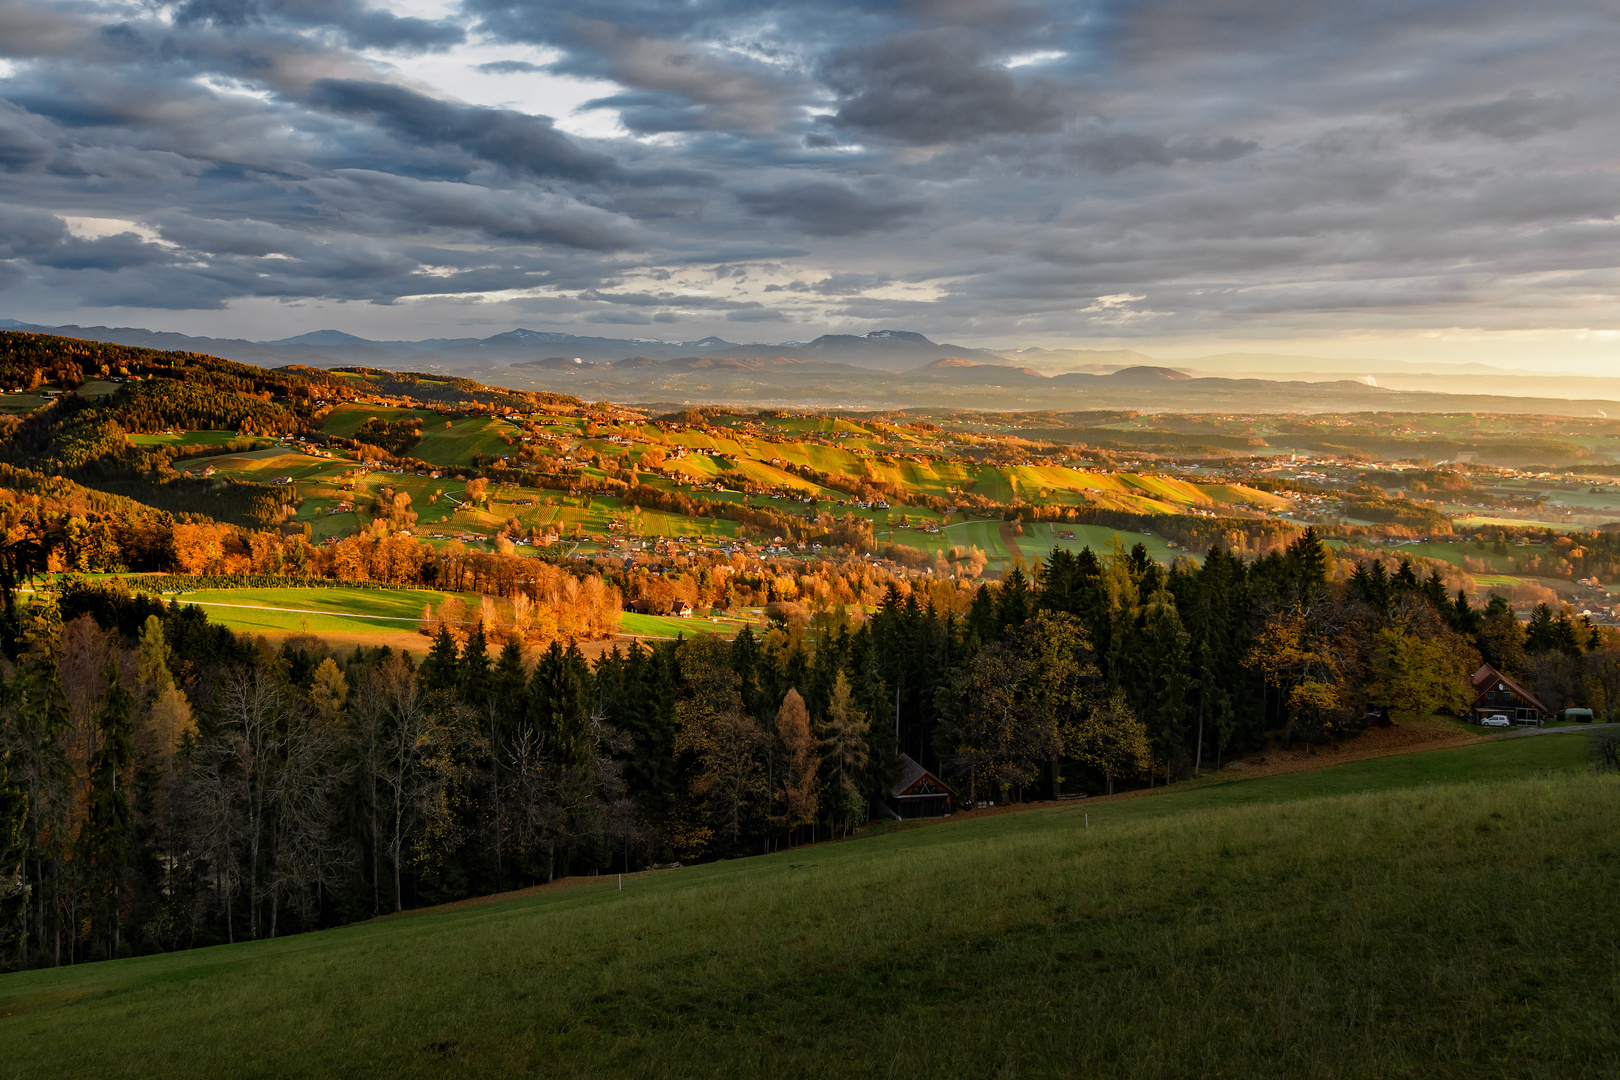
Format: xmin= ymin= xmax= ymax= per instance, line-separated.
xmin=1469 ymin=663 xmax=1548 ymax=726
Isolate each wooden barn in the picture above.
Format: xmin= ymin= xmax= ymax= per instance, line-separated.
xmin=888 ymin=754 xmax=957 ymax=818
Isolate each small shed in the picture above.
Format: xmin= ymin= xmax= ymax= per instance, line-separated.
xmin=888 ymin=754 xmax=957 ymax=819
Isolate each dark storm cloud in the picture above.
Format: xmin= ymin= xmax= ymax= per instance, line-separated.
xmin=823 ymin=28 xmax=1067 ymax=144
xmin=0 ymin=0 xmax=1617 ymax=344
xmin=302 ymin=80 xmax=619 ymax=182
xmin=765 ymin=272 xmax=895 ymax=295
xmin=1423 ymin=93 xmax=1582 ymax=141
xmin=0 ymin=204 xmax=67 ymax=257
xmin=561 ymin=20 xmax=804 ymax=136
xmin=736 ymin=180 xmax=926 ymax=236
xmin=476 ymin=60 xmax=545 ymax=75
xmin=172 ymin=0 xmax=465 ymax=52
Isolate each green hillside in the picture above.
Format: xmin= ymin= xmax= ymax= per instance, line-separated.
xmin=4 ymin=736 xmax=1614 ymax=1079
xmin=411 ymin=416 xmax=520 ymax=467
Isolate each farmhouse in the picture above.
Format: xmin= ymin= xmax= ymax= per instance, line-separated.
xmin=1469 ymin=663 xmax=1547 ymax=726
xmin=887 ymin=753 xmax=956 ymax=819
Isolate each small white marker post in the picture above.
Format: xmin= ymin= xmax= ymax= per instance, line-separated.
xmin=618 ymin=873 xmax=623 ymax=891
xmin=1085 ymin=813 xmax=1089 ymax=829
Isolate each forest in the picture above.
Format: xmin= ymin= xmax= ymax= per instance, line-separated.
xmin=4 ymin=528 xmax=1618 ymax=969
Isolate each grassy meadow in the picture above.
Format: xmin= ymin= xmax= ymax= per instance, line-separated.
xmin=160 ymin=586 xmax=451 ymax=637
xmin=3 ymin=733 xmax=1615 ymax=1079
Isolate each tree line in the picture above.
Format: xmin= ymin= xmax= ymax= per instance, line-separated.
xmin=7 ymin=528 xmax=1613 ymax=970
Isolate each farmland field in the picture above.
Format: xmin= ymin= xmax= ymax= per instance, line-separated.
xmin=412 ymin=417 xmax=520 ymax=467
xmin=3 ymin=734 xmax=1612 ymax=1079
xmin=618 ymin=611 xmax=758 ymax=637
xmin=320 ymin=404 xmax=430 ymax=439
xmin=1010 ymin=521 xmax=1179 ymax=564
xmin=153 ymin=586 xmax=457 ymax=637
xmin=127 ymin=430 xmax=255 ymax=448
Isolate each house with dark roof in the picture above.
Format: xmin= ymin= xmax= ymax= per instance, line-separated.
xmin=1469 ymin=663 xmax=1548 ymax=726
xmin=887 ymin=753 xmax=957 ymax=818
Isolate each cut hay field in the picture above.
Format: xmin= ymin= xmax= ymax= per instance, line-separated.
xmin=2 ymin=735 xmax=1613 ymax=1079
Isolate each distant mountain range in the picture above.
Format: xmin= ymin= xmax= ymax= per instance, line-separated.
xmin=4 ymin=318 xmax=1619 ymax=414
xmin=0 ymin=320 xmax=1009 ymax=370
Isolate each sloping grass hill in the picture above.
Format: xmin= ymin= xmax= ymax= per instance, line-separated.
xmin=1 ymin=736 xmax=1614 ymax=1079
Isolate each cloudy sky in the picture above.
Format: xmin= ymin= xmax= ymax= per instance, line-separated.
xmin=2 ymin=0 xmax=1619 ymax=369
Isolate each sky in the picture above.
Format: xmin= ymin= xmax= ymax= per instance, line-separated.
xmin=2 ymin=0 xmax=1619 ymax=371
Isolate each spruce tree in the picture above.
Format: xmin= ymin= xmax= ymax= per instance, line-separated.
xmin=527 ymin=642 xmax=590 ymax=768
xmin=1140 ymin=597 xmax=1192 ymax=785
xmin=79 ymin=659 xmax=134 ymax=959
xmin=492 ymin=636 xmax=527 ymax=736
xmin=0 ymin=752 xmax=29 ymax=954
xmin=419 ymin=625 xmax=460 ymax=692
xmin=1285 ymin=527 xmax=1331 ymax=600
xmin=995 ymin=566 xmax=1031 ymax=635
xmin=459 ymin=621 xmax=491 ymax=707
xmin=1525 ymin=603 xmax=1556 ymax=653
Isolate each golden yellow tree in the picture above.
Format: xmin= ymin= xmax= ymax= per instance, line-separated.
xmin=1069 ymin=689 xmax=1151 ymax=795
xmin=773 ymin=689 xmax=817 ymax=838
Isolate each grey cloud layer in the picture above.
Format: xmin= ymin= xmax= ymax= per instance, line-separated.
xmin=0 ymin=0 xmax=1617 ymax=341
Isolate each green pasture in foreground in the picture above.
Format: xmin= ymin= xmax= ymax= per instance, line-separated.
xmin=3 ymin=733 xmax=1614 ymax=1079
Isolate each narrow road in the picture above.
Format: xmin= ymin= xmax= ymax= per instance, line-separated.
xmin=1499 ymin=722 xmax=1620 ymax=737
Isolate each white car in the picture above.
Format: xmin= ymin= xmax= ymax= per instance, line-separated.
xmin=1480 ymin=714 xmax=1512 ymax=728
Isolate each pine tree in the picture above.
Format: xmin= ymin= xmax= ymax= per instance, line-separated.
xmin=418 ymin=625 xmax=460 ymax=692
xmin=492 ymin=636 xmax=527 ymax=736
xmin=1552 ymin=611 xmax=1582 ymax=657
xmin=79 ymin=657 xmax=134 ymax=959
xmin=1452 ymin=590 xmax=1481 ymax=635
xmin=613 ymin=642 xmax=680 ymax=817
xmin=1285 ymin=527 xmax=1331 ymax=600
xmin=1039 ymin=547 xmax=1084 ymax=615
xmin=1525 ymin=603 xmax=1557 ymax=653
xmin=1394 ymin=558 xmax=1418 ymax=590
xmin=459 ymin=622 xmax=492 ymax=707
xmin=528 ymin=642 xmax=590 ymax=768
xmin=0 ymin=751 xmax=29 ymax=954
xmin=995 ymin=566 xmax=1031 ymax=635
xmin=1139 ymin=595 xmax=1192 ymax=784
